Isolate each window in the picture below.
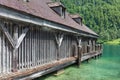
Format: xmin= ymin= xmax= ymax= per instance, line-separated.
xmin=73 ymin=18 xmax=82 ymax=25
xmin=48 ymin=2 xmax=66 ymax=18
xmin=23 ymin=0 xmax=30 ymax=2
xmin=70 ymin=14 xmax=83 ymax=25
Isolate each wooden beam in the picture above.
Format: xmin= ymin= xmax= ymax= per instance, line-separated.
xmin=0 ymin=22 xmax=15 ymax=48
xmin=55 ymin=33 xmax=64 ymax=60
xmin=54 ymin=69 xmax=64 ymax=76
xmin=16 ymin=27 xmax=29 ymax=49
xmin=76 ymin=37 xmax=82 ymax=67
xmin=55 ymin=33 xmax=64 ymax=47
xmin=0 ymin=57 xmax=76 ymax=79
xmin=89 ymin=40 xmax=92 ymax=52
xmin=77 ymin=47 xmax=82 ymax=67
xmin=0 ymin=6 xmax=98 ymax=38
xmin=12 ymin=27 xmax=18 ymax=72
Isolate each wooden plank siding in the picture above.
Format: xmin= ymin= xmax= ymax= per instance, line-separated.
xmin=59 ymin=35 xmax=77 ymax=59
xmin=17 ymin=27 xmax=57 ymax=70
xmin=17 ymin=28 xmax=78 ymax=71
xmin=0 ymin=22 xmax=13 ymax=74
xmin=0 ymin=20 xmax=79 ymax=74
xmin=0 ymin=20 xmax=102 ymax=79
xmin=81 ymin=38 xmax=98 ymax=57
xmin=0 ymin=0 xmax=102 ymax=78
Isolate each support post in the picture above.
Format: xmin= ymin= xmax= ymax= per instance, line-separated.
xmin=0 ymin=22 xmax=15 ymax=48
xmin=77 ymin=45 xmax=82 ymax=67
xmin=12 ymin=26 xmax=18 ymax=72
xmin=12 ymin=26 xmax=29 ymax=72
xmin=0 ymin=21 xmax=29 ymax=72
xmin=89 ymin=40 xmax=92 ymax=53
xmin=76 ymin=37 xmax=82 ymax=67
xmin=55 ymin=33 xmax=64 ymax=60
xmin=16 ymin=27 xmax=29 ymax=49
xmin=93 ymin=40 xmax=95 ymax=52
xmin=56 ymin=38 xmax=59 ymax=60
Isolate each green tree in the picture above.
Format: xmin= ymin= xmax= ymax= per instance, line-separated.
xmin=53 ymin=0 xmax=120 ymax=41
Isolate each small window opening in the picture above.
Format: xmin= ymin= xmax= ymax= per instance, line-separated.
xmin=70 ymin=14 xmax=83 ymax=25
xmin=23 ymin=0 xmax=30 ymax=2
xmin=48 ymin=2 xmax=66 ymax=18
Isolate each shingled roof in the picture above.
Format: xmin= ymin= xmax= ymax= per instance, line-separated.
xmin=0 ymin=0 xmax=98 ymax=36
xmin=48 ymin=2 xmax=65 ymax=8
xmin=69 ymin=14 xmax=82 ymax=19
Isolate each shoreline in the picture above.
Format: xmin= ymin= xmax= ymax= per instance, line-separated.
xmin=104 ymin=38 xmax=120 ymax=45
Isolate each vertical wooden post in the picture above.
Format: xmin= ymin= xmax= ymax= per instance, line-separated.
xmin=76 ymin=37 xmax=82 ymax=67
xmin=89 ymin=39 xmax=92 ymax=53
xmin=0 ymin=29 xmax=1 ymax=73
xmin=77 ymin=45 xmax=82 ymax=67
xmin=55 ymin=33 xmax=64 ymax=60
xmin=12 ymin=26 xmax=18 ymax=72
xmin=93 ymin=40 xmax=95 ymax=52
xmin=87 ymin=40 xmax=90 ymax=54
xmin=100 ymin=44 xmax=102 ymax=57
xmin=57 ymin=45 xmax=60 ymax=60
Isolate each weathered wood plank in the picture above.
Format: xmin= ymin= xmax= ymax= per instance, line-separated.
xmin=34 ymin=29 xmax=37 ymax=66
xmin=29 ymin=29 xmax=32 ymax=68
xmin=0 ymin=30 xmax=1 ymax=73
xmin=26 ymin=29 xmax=30 ymax=68
xmin=16 ymin=27 xmax=29 ymax=49
xmin=76 ymin=37 xmax=82 ymax=67
xmin=55 ymin=33 xmax=64 ymax=47
xmin=35 ymin=29 xmax=38 ymax=66
xmin=3 ymin=31 xmax=6 ymax=73
xmin=24 ymin=34 xmax=27 ymax=68
xmin=31 ymin=30 xmax=33 ymax=67
xmin=0 ymin=57 xmax=76 ymax=79
xmin=12 ymin=26 xmax=18 ymax=72
xmin=38 ymin=30 xmax=41 ymax=65
xmin=6 ymin=23 xmax=9 ymax=73
xmin=18 ymin=25 xmax=21 ymax=70
xmin=21 ymin=27 xmax=24 ymax=69
xmin=9 ymin=23 xmax=13 ymax=72
xmin=54 ymin=69 xmax=64 ymax=76
xmin=0 ymin=22 xmax=15 ymax=48
xmin=55 ymin=33 xmax=64 ymax=60
xmin=1 ymin=32 xmax=3 ymax=73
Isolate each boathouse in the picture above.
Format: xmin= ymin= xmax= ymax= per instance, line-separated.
xmin=0 ymin=0 xmax=102 ymax=79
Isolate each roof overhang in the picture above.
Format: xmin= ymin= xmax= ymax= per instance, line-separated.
xmin=0 ymin=5 xmax=98 ymax=38
xmin=69 ymin=14 xmax=82 ymax=19
xmin=48 ymin=2 xmax=66 ymax=9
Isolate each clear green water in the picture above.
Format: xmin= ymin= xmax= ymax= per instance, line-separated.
xmin=36 ymin=45 xmax=120 ymax=80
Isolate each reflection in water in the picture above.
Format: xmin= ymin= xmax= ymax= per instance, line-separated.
xmin=36 ymin=44 xmax=120 ymax=80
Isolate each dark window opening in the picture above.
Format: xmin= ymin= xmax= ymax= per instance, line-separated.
xmin=48 ymin=2 xmax=66 ymax=18
xmin=23 ymin=0 xmax=30 ymax=2
xmin=52 ymin=6 xmax=66 ymax=18
xmin=73 ymin=18 xmax=82 ymax=25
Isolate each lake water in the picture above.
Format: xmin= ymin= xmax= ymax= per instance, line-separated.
xmin=36 ymin=44 xmax=120 ymax=80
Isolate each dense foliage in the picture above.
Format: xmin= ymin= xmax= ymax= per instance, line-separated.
xmin=105 ymin=38 xmax=120 ymax=45
xmin=53 ymin=0 xmax=120 ymax=42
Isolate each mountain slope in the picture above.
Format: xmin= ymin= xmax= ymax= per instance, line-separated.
xmin=53 ymin=0 xmax=120 ymax=41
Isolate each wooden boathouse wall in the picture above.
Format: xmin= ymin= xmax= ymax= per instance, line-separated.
xmin=0 ymin=19 xmax=102 ymax=79
xmin=0 ymin=20 xmax=78 ymax=73
xmin=0 ymin=3 xmax=102 ymax=79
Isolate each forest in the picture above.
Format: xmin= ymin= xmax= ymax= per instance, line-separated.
xmin=53 ymin=0 xmax=120 ymax=43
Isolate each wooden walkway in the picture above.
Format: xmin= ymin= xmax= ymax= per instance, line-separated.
xmin=81 ymin=51 xmax=102 ymax=61
xmin=0 ymin=51 xmax=102 ymax=80
xmin=24 ymin=51 xmax=102 ymax=79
